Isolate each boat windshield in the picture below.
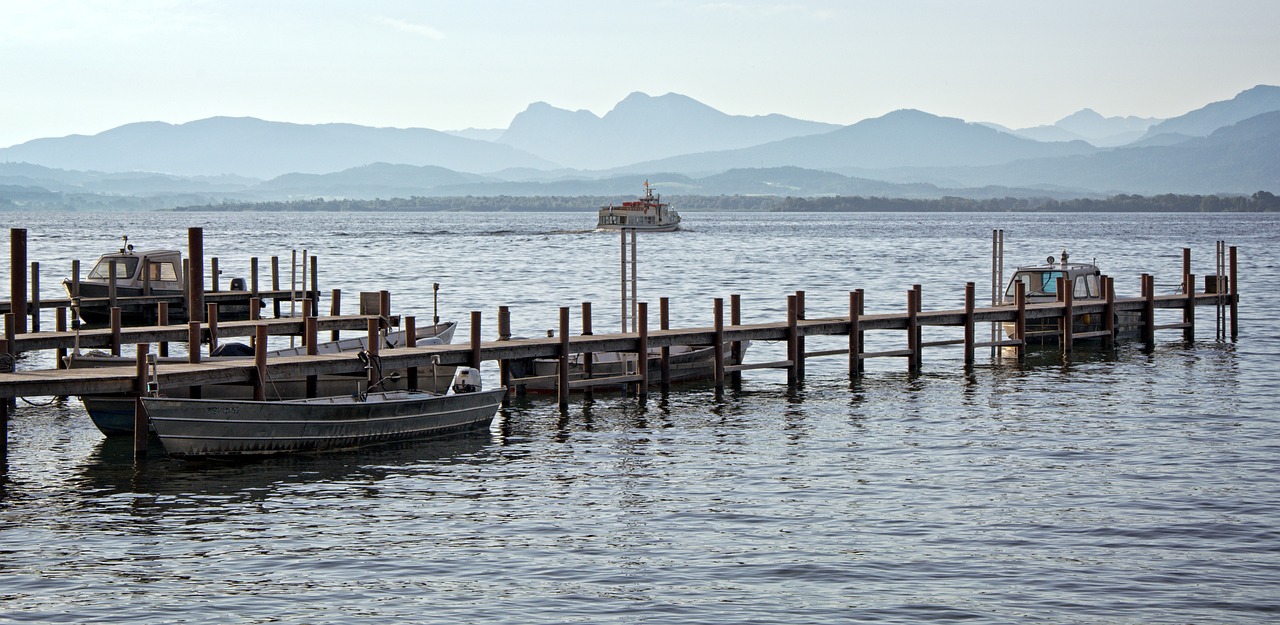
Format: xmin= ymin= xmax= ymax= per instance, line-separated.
xmin=88 ymin=257 xmax=140 ymax=280
xmin=1006 ymin=270 xmax=1066 ymax=299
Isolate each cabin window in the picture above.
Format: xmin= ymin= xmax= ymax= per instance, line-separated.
xmin=1005 ymin=270 xmax=1067 ymax=299
xmin=88 ymin=257 xmax=139 ymax=280
xmin=149 ymin=261 xmax=179 ymax=282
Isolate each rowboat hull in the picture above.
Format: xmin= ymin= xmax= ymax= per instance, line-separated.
xmin=142 ymin=388 xmax=506 ymax=458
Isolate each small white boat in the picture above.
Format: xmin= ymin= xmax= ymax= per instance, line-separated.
xmin=72 ymin=322 xmax=459 ymax=436
xmin=596 ymin=181 xmax=681 ymax=232
xmin=1001 ymin=250 xmax=1137 ymax=342
xmin=142 ymin=368 xmax=505 ymax=458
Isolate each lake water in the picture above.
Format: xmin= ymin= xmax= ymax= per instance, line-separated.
xmin=2 ymin=210 xmax=1278 ymax=624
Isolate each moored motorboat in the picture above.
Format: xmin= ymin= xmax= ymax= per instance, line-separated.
xmin=64 ymin=237 xmax=259 ymax=325
xmin=142 ymin=368 xmax=505 ymax=458
xmin=596 ymin=181 xmax=681 ymax=232
xmin=1000 ymin=250 xmax=1138 ymax=343
xmin=73 ymin=321 xmax=459 ymax=436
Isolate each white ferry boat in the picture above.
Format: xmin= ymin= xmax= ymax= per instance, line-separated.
xmin=596 ymin=181 xmax=681 ymax=232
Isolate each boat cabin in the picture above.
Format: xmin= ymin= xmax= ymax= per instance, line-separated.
xmin=1003 ymin=251 xmax=1103 ymax=303
xmin=85 ymin=248 xmax=184 ymax=290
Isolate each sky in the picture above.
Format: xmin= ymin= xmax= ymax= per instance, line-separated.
xmin=1 ymin=0 xmax=1278 ymax=148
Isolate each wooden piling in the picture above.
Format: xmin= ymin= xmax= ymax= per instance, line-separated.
xmin=1011 ymin=280 xmax=1026 ymax=359
xmin=305 ymin=314 xmax=319 ymax=398
xmin=1103 ymin=276 xmax=1116 ymax=348
xmin=1063 ymin=278 xmax=1074 ymax=351
xmin=912 ymin=285 xmax=923 ymax=370
xmin=558 ymin=307 xmax=570 ymax=409
xmin=188 ymin=227 xmax=204 ymax=323
xmin=652 ymin=297 xmax=667 ymax=391
xmin=406 ymin=315 xmax=419 ymax=391
xmin=9 ymin=228 xmax=27 ymax=335
xmin=785 ymin=295 xmax=798 ymax=385
xmin=714 ymin=297 xmax=726 ymax=395
xmin=1230 ymin=246 xmax=1238 ymax=340
xmin=906 ymin=288 xmax=919 ymax=373
xmin=963 ymin=282 xmax=976 ymax=366
xmin=730 ymin=294 xmax=742 ymax=385
xmin=210 ymin=257 xmax=220 ymax=292
xmin=795 ymin=290 xmax=806 ymax=380
xmin=495 ymin=309 xmax=510 ymax=392
xmin=133 ymin=344 xmax=149 ymax=458
xmin=254 ymin=325 xmax=268 ymax=401
xmin=187 ymin=320 xmax=201 ymax=399
xmin=310 ymin=255 xmax=319 ymax=302
xmin=637 ymin=301 xmax=649 ymax=400
xmin=271 ymin=256 xmax=281 ymax=318
xmin=366 ymin=317 xmax=380 ymax=390
xmin=330 ymin=289 xmax=342 ymax=341
xmin=251 ymin=257 xmax=259 ymax=296
xmin=469 ymin=311 xmax=482 ymax=371
xmin=849 ymin=290 xmax=863 ymax=377
xmin=3 ymin=314 xmax=12 ymax=359
xmin=1183 ymin=262 xmax=1196 ymax=343
xmin=108 ymin=261 xmax=118 ymax=311
xmin=207 ymin=303 xmax=219 ymax=355
xmin=581 ymin=302 xmax=593 ymax=400
xmin=110 ymin=307 xmax=122 ymax=356
xmin=55 ymin=307 xmax=67 ymax=368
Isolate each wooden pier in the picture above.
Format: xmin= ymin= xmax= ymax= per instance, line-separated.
xmin=0 ymin=229 xmax=1240 ymax=461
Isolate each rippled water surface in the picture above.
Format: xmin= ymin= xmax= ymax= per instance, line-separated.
xmin=2 ymin=211 xmax=1278 ymax=623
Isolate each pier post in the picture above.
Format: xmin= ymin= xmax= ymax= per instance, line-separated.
xmin=366 ymin=317 xmax=380 ymax=391
xmin=9 ymin=228 xmax=27 ymax=335
xmin=963 ymin=282 xmax=975 ymax=366
xmin=795 ymin=290 xmax=806 ymax=381
xmin=637 ymin=302 xmax=649 ymax=401
xmin=210 ymin=257 xmax=220 ymax=292
xmin=254 ymin=325 xmax=268 ymax=401
xmin=849 ymin=290 xmax=863 ymax=378
xmin=110 ymin=307 xmax=122 ymax=356
xmin=558 ymin=307 xmax=570 ymax=409
xmin=1063 ymin=278 xmax=1074 ymax=352
xmin=330 ymin=289 xmax=342 ymax=342
xmin=29 ymin=262 xmax=39 ymax=333
xmin=251 ymin=257 xmax=259 ymax=297
xmin=3 ymin=315 xmax=12 ymax=360
xmin=496 ymin=308 xmax=510 ymax=391
xmin=187 ymin=320 xmax=202 ymax=398
xmin=380 ymin=291 xmax=391 ymax=326
xmin=1183 ymin=249 xmax=1196 ymax=342
xmin=133 ymin=343 xmax=149 ymax=458
xmin=406 ymin=315 xmax=419 ymax=392
xmin=249 ymin=297 xmax=259 ymax=322
xmin=271 ymin=256 xmax=281 ymax=318
xmin=659 ymin=297 xmax=671 ymax=391
xmin=469 ymin=311 xmax=482 ymax=371
xmin=300 ymin=299 xmax=312 ymax=347
xmin=188 ymin=227 xmax=205 ymax=323
xmin=158 ymin=302 xmax=170 ymax=357
xmin=785 ymin=295 xmax=798 ymax=385
xmin=108 ymin=261 xmax=118 ymax=311
xmin=714 ymin=297 xmax=726 ymax=396
xmin=207 ymin=303 xmax=219 ymax=355
xmin=305 ymin=314 xmax=318 ymax=398
xmin=1 ymin=396 xmax=7 ymax=457
xmin=730 ymin=294 xmax=742 ymax=385
xmin=55 ymin=307 xmax=67 ymax=368
xmin=581 ymin=302 xmax=594 ymax=401
xmin=913 ymin=285 xmax=923 ymax=370
xmin=906 ymin=288 xmax=919 ymax=373
xmin=1103 ymin=276 xmax=1116 ymax=348
xmin=310 ymin=255 xmax=319 ymax=303
xmin=1230 ymin=246 xmax=1238 ymax=340
xmin=1014 ymin=281 xmax=1027 ymax=359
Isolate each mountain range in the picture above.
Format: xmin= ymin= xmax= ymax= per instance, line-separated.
xmin=2 ymin=85 xmax=1278 ymax=208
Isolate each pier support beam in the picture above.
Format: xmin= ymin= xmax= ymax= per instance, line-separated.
xmin=581 ymin=302 xmax=593 ymax=401
xmin=795 ymin=290 xmax=806 ymax=381
xmin=305 ymin=314 xmax=318 ymax=398
xmin=187 ymin=320 xmax=201 ymax=398
xmin=558 ymin=307 xmax=570 ymax=409
xmin=1062 ymin=278 xmax=1074 ymax=352
xmin=785 ymin=295 xmax=798 ymax=385
xmin=660 ymin=297 xmax=671 ymax=391
xmin=254 ymin=324 xmax=269 ymax=401
xmin=9 ymin=228 xmax=27 ymax=335
xmin=637 ymin=302 xmax=648 ymax=401
xmin=1142 ymin=274 xmax=1156 ymax=346
xmin=849 ymin=290 xmax=863 ymax=378
xmin=133 ymin=344 xmax=149 ymax=458
xmin=1103 ymin=277 xmax=1116 ymax=349
xmin=406 ymin=315 xmax=419 ymax=392
xmin=906 ymin=288 xmax=919 ymax=373
xmin=714 ymin=298 xmax=726 ymax=397
xmin=963 ymin=282 xmax=976 ymax=366
xmin=1230 ymin=246 xmax=1239 ymax=340
xmin=730 ymin=294 xmax=742 ymax=386
xmin=470 ymin=311 xmax=482 ymax=371
xmin=188 ymin=227 xmax=204 ymax=323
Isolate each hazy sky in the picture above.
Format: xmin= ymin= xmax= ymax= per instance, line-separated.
xmin=2 ymin=0 xmax=1278 ymax=148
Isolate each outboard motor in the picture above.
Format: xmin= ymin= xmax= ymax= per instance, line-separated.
xmin=230 ymin=277 xmax=246 ymax=291
xmin=451 ymin=367 xmax=483 ymax=394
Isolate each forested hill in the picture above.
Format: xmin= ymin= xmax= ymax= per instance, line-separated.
xmin=167 ymin=192 xmax=1280 ymax=213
